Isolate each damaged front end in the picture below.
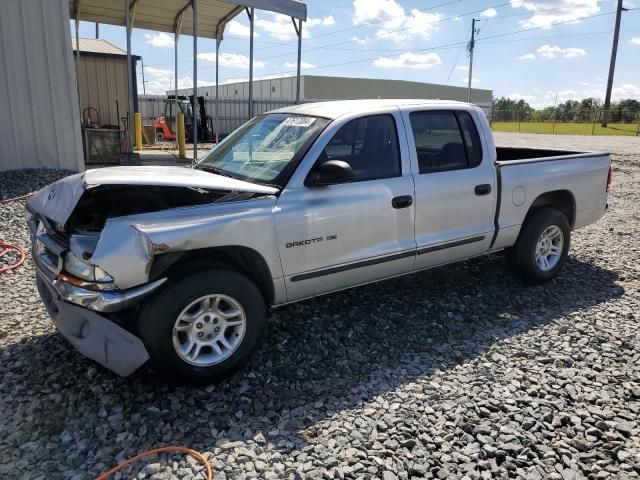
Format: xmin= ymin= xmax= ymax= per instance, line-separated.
xmin=27 ymin=165 xmax=278 ymax=375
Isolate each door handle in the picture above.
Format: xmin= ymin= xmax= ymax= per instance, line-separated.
xmin=392 ymin=195 xmax=413 ymax=209
xmin=474 ymin=184 xmax=492 ymax=196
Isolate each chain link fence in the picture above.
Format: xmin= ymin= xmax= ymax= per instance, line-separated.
xmin=490 ymin=108 xmax=640 ymax=136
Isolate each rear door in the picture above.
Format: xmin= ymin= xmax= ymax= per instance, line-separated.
xmin=275 ymin=109 xmax=416 ymax=301
xmin=402 ymin=108 xmax=496 ymax=270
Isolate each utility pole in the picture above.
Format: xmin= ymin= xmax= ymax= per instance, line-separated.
xmin=602 ymin=0 xmax=627 ymax=127
xmin=467 ymin=18 xmax=477 ymax=103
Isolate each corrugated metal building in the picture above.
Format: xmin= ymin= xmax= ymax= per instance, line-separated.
xmin=0 ymin=0 xmax=83 ymax=172
xmin=169 ymin=75 xmax=493 ymax=136
xmin=73 ymin=38 xmax=139 ymax=128
xmin=177 ymin=75 xmax=493 ymax=110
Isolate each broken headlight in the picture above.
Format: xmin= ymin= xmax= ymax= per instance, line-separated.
xmin=63 ymin=251 xmax=113 ymax=283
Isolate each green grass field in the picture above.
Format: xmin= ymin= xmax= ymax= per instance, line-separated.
xmin=491 ymin=121 xmax=639 ymax=136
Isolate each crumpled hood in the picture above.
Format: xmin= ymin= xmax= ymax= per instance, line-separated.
xmin=27 ymin=165 xmax=278 ymax=227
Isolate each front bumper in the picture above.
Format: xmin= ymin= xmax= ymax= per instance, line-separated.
xmin=53 ymin=276 xmax=166 ymax=313
xmin=36 ymin=272 xmax=150 ymax=376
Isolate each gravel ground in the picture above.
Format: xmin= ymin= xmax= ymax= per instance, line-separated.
xmin=1 ymin=134 xmax=639 ymax=480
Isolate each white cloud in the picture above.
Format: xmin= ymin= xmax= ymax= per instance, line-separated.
xmin=460 ymin=77 xmax=479 ymax=85
xmin=452 ymin=16 xmax=462 ymax=21
xmin=322 ymin=15 xmax=336 ymax=26
xmin=510 ymin=0 xmax=599 ymax=28
xmin=256 ymin=13 xmax=309 ymax=40
xmin=197 ymin=52 xmax=266 ymax=69
xmin=284 ymin=61 xmax=316 ymax=69
xmin=227 ymin=20 xmax=254 ymax=38
xmin=456 ymin=65 xmax=469 ymax=71
xmin=507 ymin=93 xmax=537 ymax=103
xmin=353 ymin=0 xmax=405 ymax=26
xmin=630 ymin=36 xmax=640 ymax=45
xmin=613 ymin=83 xmax=640 ymax=100
xmin=402 ymin=10 xmax=443 ymax=38
xmin=520 ymin=45 xmax=587 ymax=59
xmin=480 ymin=8 xmax=498 ymax=19
xmin=141 ymin=66 xmax=196 ymax=95
xmin=307 ymin=15 xmax=337 ymax=27
xmin=144 ymin=32 xmax=174 ymax=48
xmin=351 ymin=36 xmax=368 ymax=45
xmin=353 ymin=0 xmax=443 ymax=43
xmin=373 ymin=52 xmax=442 ymax=69
xmin=255 ymin=13 xmax=334 ymax=40
xmin=537 ymin=44 xmax=586 ymax=58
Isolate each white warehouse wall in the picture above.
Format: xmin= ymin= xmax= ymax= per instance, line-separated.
xmin=0 ymin=0 xmax=83 ymax=172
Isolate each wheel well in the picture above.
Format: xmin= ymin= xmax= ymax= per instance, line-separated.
xmin=149 ymin=246 xmax=275 ymax=305
xmin=525 ymin=190 xmax=575 ymax=228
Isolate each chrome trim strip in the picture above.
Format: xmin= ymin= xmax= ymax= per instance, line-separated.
xmin=290 ymin=250 xmax=415 ymax=282
xmin=416 ymin=235 xmax=486 ymax=255
xmin=51 ymin=277 xmax=167 ymax=313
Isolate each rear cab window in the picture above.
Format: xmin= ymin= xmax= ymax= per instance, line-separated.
xmin=409 ymin=110 xmax=483 ymax=174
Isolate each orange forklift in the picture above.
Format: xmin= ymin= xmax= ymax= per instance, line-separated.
xmin=154 ymin=95 xmax=214 ymax=142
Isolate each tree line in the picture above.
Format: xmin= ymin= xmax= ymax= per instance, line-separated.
xmin=492 ymin=97 xmax=640 ymax=123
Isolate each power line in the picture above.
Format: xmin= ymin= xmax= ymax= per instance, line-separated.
xmin=141 ymin=8 xmax=639 ymax=80
xmin=209 ymin=7 xmax=632 ymax=81
xmin=256 ymin=2 xmax=514 ymax=61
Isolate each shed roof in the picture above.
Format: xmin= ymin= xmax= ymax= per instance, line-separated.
xmin=71 ymin=38 xmax=126 ymax=55
xmin=69 ymin=0 xmax=306 ymax=39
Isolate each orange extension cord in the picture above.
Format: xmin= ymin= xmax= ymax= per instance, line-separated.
xmin=0 ymin=241 xmax=26 ymax=274
xmin=0 ymin=193 xmax=33 ymax=274
xmin=94 ymin=446 xmax=213 ymax=480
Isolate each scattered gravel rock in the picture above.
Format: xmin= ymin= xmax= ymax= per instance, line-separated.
xmin=1 ymin=134 xmax=639 ymax=479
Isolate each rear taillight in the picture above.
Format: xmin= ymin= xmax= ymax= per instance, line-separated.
xmin=606 ymin=166 xmax=612 ymax=192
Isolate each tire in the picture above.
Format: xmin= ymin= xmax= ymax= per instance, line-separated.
xmin=506 ymin=207 xmax=571 ymax=285
xmin=138 ymin=268 xmax=266 ymax=385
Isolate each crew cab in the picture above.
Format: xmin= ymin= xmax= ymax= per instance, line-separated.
xmin=27 ymin=100 xmax=611 ymax=384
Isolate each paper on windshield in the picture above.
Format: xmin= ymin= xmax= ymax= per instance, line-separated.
xmin=282 ymin=116 xmax=316 ymax=127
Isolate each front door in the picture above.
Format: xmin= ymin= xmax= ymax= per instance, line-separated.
xmin=402 ymin=108 xmax=496 ymax=270
xmin=276 ymin=111 xmax=416 ymax=301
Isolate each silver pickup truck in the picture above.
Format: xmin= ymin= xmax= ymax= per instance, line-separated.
xmin=27 ymin=100 xmax=611 ymax=384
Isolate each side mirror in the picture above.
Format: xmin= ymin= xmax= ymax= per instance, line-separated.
xmin=307 ymin=160 xmax=354 ymax=187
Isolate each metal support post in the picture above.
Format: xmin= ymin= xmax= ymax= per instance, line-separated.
xmin=192 ymin=0 xmax=198 ymax=163
xmin=215 ymin=37 xmax=220 ymax=143
xmin=125 ymin=0 xmax=134 ymax=152
xmin=247 ymin=7 xmax=254 ymax=118
xmin=292 ymin=17 xmax=302 ymax=104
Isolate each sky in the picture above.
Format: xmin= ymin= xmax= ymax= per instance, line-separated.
xmin=73 ymin=0 xmax=640 ymax=108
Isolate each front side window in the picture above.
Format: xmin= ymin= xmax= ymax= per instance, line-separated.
xmin=319 ymin=114 xmax=401 ymax=182
xmin=410 ymin=110 xmax=483 ymax=174
xmin=198 ymin=113 xmax=329 ymax=186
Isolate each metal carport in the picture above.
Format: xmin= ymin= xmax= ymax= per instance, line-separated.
xmin=69 ymin=0 xmax=307 ymax=159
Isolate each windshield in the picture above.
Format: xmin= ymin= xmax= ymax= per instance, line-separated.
xmin=197 ymin=113 xmax=329 ymax=186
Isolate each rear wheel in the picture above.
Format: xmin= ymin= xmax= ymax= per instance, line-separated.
xmin=506 ymin=207 xmax=570 ymax=285
xmin=138 ymin=268 xmax=266 ymax=384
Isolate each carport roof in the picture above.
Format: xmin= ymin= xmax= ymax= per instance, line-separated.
xmin=69 ymin=0 xmax=307 ymax=38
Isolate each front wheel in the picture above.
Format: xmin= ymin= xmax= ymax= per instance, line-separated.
xmin=138 ymin=268 xmax=266 ymax=384
xmin=506 ymin=207 xmax=571 ymax=285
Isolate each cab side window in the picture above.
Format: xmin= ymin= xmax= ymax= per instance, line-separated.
xmin=410 ymin=110 xmax=483 ymax=174
xmin=320 ymin=114 xmax=401 ymax=182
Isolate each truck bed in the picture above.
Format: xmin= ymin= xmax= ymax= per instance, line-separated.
xmin=496 ymin=146 xmax=590 ymax=162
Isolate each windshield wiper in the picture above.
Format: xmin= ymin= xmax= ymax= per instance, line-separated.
xmin=196 ymin=165 xmax=234 ymax=178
